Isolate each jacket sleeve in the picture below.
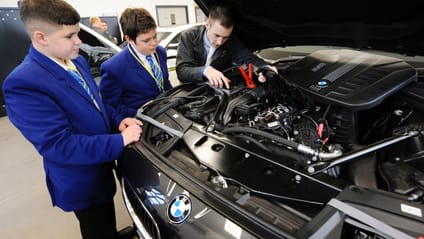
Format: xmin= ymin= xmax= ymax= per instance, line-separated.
xmin=228 ymin=36 xmax=268 ymax=70
xmin=3 ymin=69 xmax=124 ymax=167
xmin=176 ymin=28 xmax=206 ymax=83
xmin=99 ymin=60 xmax=128 ymax=129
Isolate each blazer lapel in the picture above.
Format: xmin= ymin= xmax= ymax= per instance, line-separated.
xmin=29 ymin=46 xmax=103 ymax=112
xmin=126 ymin=49 xmax=162 ymax=91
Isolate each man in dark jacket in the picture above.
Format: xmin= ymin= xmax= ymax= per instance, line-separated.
xmin=176 ymin=3 xmax=275 ymax=89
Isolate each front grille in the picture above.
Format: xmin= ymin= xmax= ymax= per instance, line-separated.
xmin=122 ymin=178 xmax=161 ymax=239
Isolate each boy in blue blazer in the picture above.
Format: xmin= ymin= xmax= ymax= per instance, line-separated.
xmin=100 ymin=8 xmax=173 ymax=129
xmin=2 ymin=0 xmax=142 ymax=238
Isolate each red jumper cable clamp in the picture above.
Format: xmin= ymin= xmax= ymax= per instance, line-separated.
xmin=239 ymin=63 xmax=256 ymax=89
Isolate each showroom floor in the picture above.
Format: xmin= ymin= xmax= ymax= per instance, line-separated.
xmin=0 ymin=116 xmax=135 ymax=239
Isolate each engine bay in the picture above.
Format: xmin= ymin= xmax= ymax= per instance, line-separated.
xmin=139 ymin=49 xmax=424 ymax=216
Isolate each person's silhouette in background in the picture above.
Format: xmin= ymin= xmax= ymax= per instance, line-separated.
xmin=89 ymin=16 xmax=118 ymax=44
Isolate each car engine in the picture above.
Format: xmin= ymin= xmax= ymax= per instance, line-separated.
xmin=140 ymin=49 xmax=424 ymax=213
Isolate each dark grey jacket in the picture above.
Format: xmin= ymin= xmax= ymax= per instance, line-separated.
xmin=176 ymin=24 xmax=267 ymax=83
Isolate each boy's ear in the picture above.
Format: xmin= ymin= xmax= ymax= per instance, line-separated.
xmin=33 ymin=31 xmax=48 ymax=45
xmin=124 ymin=34 xmax=132 ymax=42
xmin=205 ymin=21 xmax=209 ymax=30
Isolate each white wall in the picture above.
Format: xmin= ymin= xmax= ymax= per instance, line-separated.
xmin=65 ymin=0 xmax=159 ymax=19
xmin=0 ymin=0 xmax=198 ymax=24
xmin=0 ymin=0 xmax=19 ymax=7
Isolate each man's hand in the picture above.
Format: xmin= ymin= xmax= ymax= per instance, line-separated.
xmin=204 ymin=66 xmax=231 ymax=89
xmin=258 ymin=65 xmax=278 ymax=83
xmin=121 ymin=124 xmax=142 ymax=146
xmin=119 ymin=117 xmax=143 ymax=132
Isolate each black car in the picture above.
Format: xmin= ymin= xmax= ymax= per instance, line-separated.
xmin=120 ymin=1 xmax=424 ymax=238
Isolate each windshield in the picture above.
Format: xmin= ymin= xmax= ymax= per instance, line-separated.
xmin=157 ymin=31 xmax=172 ymax=43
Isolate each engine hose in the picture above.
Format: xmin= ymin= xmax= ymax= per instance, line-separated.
xmin=221 ymin=126 xmax=301 ymax=151
xmin=205 ymin=91 xmax=229 ymax=132
xmin=222 ymin=94 xmax=254 ymax=125
xmin=221 ymin=126 xmax=343 ymax=158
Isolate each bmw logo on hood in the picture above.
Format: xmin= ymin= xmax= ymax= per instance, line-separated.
xmin=167 ymin=194 xmax=192 ymax=224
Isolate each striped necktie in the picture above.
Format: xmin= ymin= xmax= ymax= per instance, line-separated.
xmin=146 ymin=55 xmax=163 ymax=91
xmin=66 ymin=60 xmax=100 ymax=111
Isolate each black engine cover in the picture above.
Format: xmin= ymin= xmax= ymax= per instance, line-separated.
xmin=281 ymin=49 xmax=417 ymax=109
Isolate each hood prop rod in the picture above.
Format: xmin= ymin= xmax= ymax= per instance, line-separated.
xmin=307 ymin=130 xmax=421 ymax=175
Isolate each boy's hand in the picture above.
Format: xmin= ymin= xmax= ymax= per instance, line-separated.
xmin=119 ymin=117 xmax=143 ymax=132
xmin=121 ymin=124 xmax=142 ymax=146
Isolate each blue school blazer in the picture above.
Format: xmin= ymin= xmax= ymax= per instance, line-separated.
xmin=3 ymin=45 xmax=124 ymax=211
xmin=100 ymin=45 xmax=172 ymax=128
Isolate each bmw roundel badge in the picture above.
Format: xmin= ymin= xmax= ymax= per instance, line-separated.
xmin=316 ymin=79 xmax=329 ymax=88
xmin=167 ymin=194 xmax=192 ymax=224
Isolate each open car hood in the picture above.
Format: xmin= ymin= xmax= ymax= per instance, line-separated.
xmin=195 ymin=0 xmax=424 ymax=56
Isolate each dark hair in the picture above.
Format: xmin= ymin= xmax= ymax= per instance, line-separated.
xmin=19 ymin=0 xmax=80 ymax=26
xmin=208 ymin=3 xmax=234 ymax=28
xmin=120 ymin=8 xmax=157 ymax=41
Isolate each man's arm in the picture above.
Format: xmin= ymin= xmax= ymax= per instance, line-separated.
xmin=176 ymin=27 xmax=206 ymax=83
xmin=229 ymin=36 xmax=268 ymax=69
